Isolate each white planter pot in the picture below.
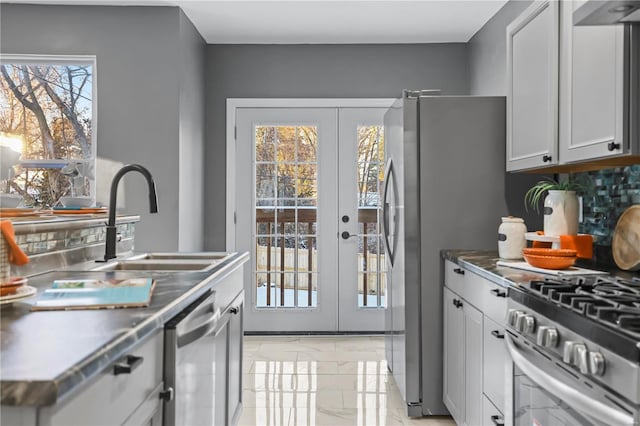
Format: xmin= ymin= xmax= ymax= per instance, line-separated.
xmin=543 ymin=190 xmax=579 ymax=236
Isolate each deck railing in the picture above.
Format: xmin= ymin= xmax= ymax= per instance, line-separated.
xmin=255 ymin=207 xmax=385 ymax=307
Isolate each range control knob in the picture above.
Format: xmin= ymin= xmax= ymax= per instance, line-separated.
xmin=516 ymin=314 xmax=536 ymax=334
xmin=574 ymin=344 xmax=589 ymax=374
xmin=507 ymin=309 xmax=525 ymax=327
xmin=589 ymin=351 xmax=606 ymax=376
xmin=536 ymin=326 xmax=559 ymax=348
xmin=563 ymin=341 xmax=578 ymax=364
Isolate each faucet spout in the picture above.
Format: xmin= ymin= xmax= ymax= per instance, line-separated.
xmin=102 ymin=164 xmax=158 ymax=262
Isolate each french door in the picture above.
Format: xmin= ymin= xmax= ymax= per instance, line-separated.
xmin=233 ymin=103 xmax=389 ymax=332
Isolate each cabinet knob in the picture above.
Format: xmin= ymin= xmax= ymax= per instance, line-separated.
xmin=491 ymin=330 xmax=505 ymax=339
xmin=230 ymin=306 xmax=240 ymax=315
xmin=452 ymin=298 xmax=463 ymax=309
xmin=159 ymin=387 xmax=174 ymax=402
xmin=490 ymin=415 xmax=505 ymax=426
xmin=542 ymin=154 xmax=552 ymax=163
xmin=607 ymin=142 xmax=621 ymax=151
xmin=490 ymin=288 xmax=506 ymax=298
xmin=113 ymin=355 xmax=144 ymax=375
xmin=453 ymin=268 xmax=465 ymax=275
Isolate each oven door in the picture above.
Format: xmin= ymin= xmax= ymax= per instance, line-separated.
xmin=505 ymin=333 xmax=636 ymax=426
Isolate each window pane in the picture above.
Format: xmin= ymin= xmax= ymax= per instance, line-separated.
xmin=0 ymin=58 xmax=95 ymax=208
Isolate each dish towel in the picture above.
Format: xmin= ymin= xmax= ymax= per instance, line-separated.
xmin=532 ymin=231 xmax=593 ymax=259
xmin=0 ymin=220 xmax=29 ymax=265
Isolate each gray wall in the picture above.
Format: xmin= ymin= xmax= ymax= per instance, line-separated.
xmin=1 ymin=4 xmax=204 ymax=252
xmin=204 ymin=43 xmax=469 ymax=249
xmin=178 ymin=10 xmax=206 ymax=251
xmin=468 ymin=0 xmax=545 ymax=231
xmin=468 ymin=0 xmax=533 ymax=96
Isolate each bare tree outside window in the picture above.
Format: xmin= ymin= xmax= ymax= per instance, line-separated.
xmin=0 ymin=55 xmax=96 ymax=207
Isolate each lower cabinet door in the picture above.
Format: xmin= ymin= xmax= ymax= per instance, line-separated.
xmin=482 ymin=394 xmax=504 ymax=426
xmin=483 ymin=317 xmax=507 ymax=414
xmin=443 ymin=287 xmax=465 ymax=424
xmin=228 ymin=299 xmax=244 ymax=425
xmin=464 ymin=302 xmax=483 ymax=426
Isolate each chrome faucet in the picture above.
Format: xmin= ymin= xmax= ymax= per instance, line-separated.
xmin=102 ymin=164 xmax=158 ymax=261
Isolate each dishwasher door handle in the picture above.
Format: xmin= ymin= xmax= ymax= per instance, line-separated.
xmin=177 ymin=308 xmax=222 ymax=348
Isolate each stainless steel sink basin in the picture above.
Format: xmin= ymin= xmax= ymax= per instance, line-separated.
xmin=131 ymin=252 xmax=230 ymax=261
xmin=89 ymin=252 xmax=233 ymax=272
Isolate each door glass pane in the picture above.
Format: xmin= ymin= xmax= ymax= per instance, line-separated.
xmin=255 ymin=125 xmax=318 ymax=309
xmin=356 ymin=125 xmax=386 ymax=308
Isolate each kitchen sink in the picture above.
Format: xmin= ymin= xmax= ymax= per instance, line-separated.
xmin=130 ymin=252 xmax=231 ymax=261
xmin=91 ymin=259 xmax=216 ymax=272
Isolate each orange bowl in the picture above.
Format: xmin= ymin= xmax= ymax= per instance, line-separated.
xmin=0 ymin=277 xmax=28 ymax=297
xmin=523 ymin=248 xmax=577 ymax=257
xmin=523 ymin=253 xmax=577 ymax=270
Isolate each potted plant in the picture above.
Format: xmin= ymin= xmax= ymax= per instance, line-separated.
xmin=525 ymin=178 xmax=582 ymax=236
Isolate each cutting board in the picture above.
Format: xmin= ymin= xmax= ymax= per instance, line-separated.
xmin=612 ymin=205 xmax=640 ymax=271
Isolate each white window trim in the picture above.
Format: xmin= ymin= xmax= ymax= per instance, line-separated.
xmin=225 ymin=98 xmax=395 ymax=251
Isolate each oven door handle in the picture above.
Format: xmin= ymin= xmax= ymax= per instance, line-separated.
xmin=505 ymin=334 xmax=634 ymax=425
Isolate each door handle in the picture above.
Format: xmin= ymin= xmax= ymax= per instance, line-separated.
xmin=341 ymin=231 xmax=357 ymax=240
xmin=491 ymin=330 xmax=505 ymax=339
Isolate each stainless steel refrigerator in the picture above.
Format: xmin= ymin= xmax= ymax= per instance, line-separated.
xmin=382 ymin=92 xmax=507 ymax=417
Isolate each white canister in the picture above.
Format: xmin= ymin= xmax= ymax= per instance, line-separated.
xmin=498 ymin=217 xmax=527 ymax=259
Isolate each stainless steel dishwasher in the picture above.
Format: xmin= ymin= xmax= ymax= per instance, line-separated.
xmin=164 ymin=288 xmax=244 ymax=426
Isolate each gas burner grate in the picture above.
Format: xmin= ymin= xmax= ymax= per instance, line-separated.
xmin=526 ymin=274 xmax=640 ymax=339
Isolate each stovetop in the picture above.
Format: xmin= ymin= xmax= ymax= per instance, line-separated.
xmin=510 ymin=274 xmax=640 ymax=363
xmin=526 ymin=275 xmax=640 ymax=339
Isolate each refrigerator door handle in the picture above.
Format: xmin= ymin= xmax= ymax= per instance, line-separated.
xmin=382 ymin=158 xmax=394 ymax=265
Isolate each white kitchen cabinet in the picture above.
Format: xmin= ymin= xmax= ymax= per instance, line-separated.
xmin=559 ymin=0 xmax=632 ymax=163
xmin=483 ymin=395 xmax=504 ymax=426
xmin=40 ymin=331 xmax=165 ymax=426
xmin=506 ymin=0 xmax=559 ymax=171
xmin=508 ymin=0 xmax=640 ymax=172
xmin=442 ymin=271 xmax=484 ymax=426
xmin=443 ymin=287 xmax=465 ymax=424
xmin=443 ymin=260 xmax=509 ymax=426
xmin=464 ymin=301 xmax=483 ymax=426
xmin=483 ymin=317 xmax=507 ymax=415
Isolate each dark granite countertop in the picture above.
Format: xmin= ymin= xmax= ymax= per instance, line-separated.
xmin=0 ymin=252 xmax=248 ymax=407
xmin=441 ymin=249 xmax=551 ymax=289
xmin=441 ymin=249 xmax=639 ymax=290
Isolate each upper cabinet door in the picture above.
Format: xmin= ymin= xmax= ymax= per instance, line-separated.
xmin=507 ymin=1 xmax=560 ymax=171
xmin=559 ymin=0 xmax=628 ymax=163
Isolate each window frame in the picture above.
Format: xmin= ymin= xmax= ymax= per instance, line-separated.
xmin=0 ymin=53 xmax=98 ymax=204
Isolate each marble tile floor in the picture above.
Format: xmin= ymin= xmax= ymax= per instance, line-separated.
xmin=238 ymin=335 xmax=455 ymax=426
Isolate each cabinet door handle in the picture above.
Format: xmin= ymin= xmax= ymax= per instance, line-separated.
xmin=491 ymin=330 xmax=505 ymax=339
xmin=453 ymin=268 xmax=465 ymax=275
xmin=159 ymin=387 xmax=174 ymax=402
xmin=490 ymin=288 xmax=507 ymax=298
xmin=113 ymin=355 xmax=144 ymax=375
xmin=607 ymin=142 xmax=621 ymax=151
xmin=542 ymin=154 xmax=552 ymax=163
xmin=452 ymin=299 xmax=463 ymax=309
xmin=490 ymin=415 xmax=505 ymax=426
xmin=230 ymin=306 xmax=240 ymax=315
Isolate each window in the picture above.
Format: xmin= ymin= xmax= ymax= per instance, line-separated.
xmin=0 ymin=55 xmax=96 ymax=207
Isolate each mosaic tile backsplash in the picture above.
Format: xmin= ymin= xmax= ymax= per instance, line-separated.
xmin=572 ymin=165 xmax=640 ymax=266
xmin=15 ymin=223 xmax=135 ymax=256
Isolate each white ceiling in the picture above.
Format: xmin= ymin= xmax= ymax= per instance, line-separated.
xmin=6 ymin=0 xmax=509 ymax=44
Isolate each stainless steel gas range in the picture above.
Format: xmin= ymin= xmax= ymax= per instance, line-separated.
xmin=505 ymin=275 xmax=640 ymax=426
